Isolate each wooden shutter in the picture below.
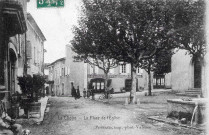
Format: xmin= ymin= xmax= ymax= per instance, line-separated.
xmin=26 ymin=41 xmax=32 ymax=58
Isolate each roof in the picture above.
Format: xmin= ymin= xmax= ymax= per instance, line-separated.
xmin=27 ymin=13 xmax=46 ymax=41
xmin=48 ymin=57 xmax=66 ymax=66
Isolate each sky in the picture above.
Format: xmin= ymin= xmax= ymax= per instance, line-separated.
xmin=27 ymin=0 xmax=82 ymax=63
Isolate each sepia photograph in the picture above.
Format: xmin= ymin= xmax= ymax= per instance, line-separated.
xmin=0 ymin=0 xmax=208 ymax=134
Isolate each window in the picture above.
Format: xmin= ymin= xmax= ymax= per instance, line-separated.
xmin=68 ymin=67 xmax=70 ymax=75
xmin=153 ymin=78 xmax=156 ymax=85
xmin=137 ymin=67 xmax=143 ymax=75
xmin=65 ymin=67 xmax=67 ymax=76
xmin=161 ymin=78 xmax=164 ymax=85
xmin=89 ymin=65 xmax=94 ymax=74
xmin=120 ymin=64 xmax=126 ymax=74
xmin=26 ymin=41 xmax=32 ymax=58
xmin=34 ymin=47 xmax=36 ymax=63
xmin=63 ymin=67 xmax=65 ymax=76
xmin=120 ymin=64 xmax=130 ymax=74
xmin=95 ymin=66 xmax=99 ymax=74
xmin=101 ymin=82 xmax=104 ymax=89
xmin=62 ymin=68 xmax=64 ymax=76
xmin=97 ymin=82 xmax=100 ymax=90
xmin=17 ymin=34 xmax=22 ymax=55
xmin=92 ymin=82 xmax=96 ymax=89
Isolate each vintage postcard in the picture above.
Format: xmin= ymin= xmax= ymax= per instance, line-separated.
xmin=0 ymin=0 xmax=208 ymax=135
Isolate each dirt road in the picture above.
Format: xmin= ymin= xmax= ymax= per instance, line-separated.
xmin=23 ymin=97 xmax=204 ymax=135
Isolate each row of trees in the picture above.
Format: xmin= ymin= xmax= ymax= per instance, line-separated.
xmin=71 ymin=0 xmax=205 ymax=103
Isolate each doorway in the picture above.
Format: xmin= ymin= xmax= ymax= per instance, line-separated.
xmin=194 ymin=59 xmax=201 ymax=88
xmin=8 ymin=49 xmax=17 ymax=94
xmin=62 ymin=83 xmax=64 ymax=95
xmin=153 ymin=74 xmax=165 ymax=89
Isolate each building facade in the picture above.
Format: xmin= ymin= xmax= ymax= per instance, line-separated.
xmin=49 ymin=44 xmax=173 ymax=96
xmin=0 ymin=0 xmax=29 ymax=110
xmin=26 ymin=13 xmax=46 ymax=76
xmin=0 ymin=0 xmax=47 ymax=112
xmin=171 ymin=49 xmax=206 ymax=96
xmin=48 ymin=58 xmax=71 ymax=96
xmin=87 ymin=63 xmax=147 ymax=92
xmin=65 ymin=44 xmax=149 ymax=95
xmin=65 ymin=44 xmax=87 ymax=94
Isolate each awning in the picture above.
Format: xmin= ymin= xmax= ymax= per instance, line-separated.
xmin=1 ymin=1 xmax=27 ymax=36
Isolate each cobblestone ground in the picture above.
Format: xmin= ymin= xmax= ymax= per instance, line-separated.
xmin=22 ymin=96 xmax=204 ymax=135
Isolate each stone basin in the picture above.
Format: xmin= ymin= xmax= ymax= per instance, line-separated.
xmin=167 ymin=98 xmax=207 ymax=124
xmin=192 ymin=98 xmax=208 ymax=104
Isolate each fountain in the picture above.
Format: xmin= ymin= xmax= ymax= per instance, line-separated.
xmin=167 ymin=98 xmax=207 ymax=125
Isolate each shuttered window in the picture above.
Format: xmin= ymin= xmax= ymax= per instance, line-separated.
xmin=65 ymin=67 xmax=67 ymax=76
xmin=26 ymin=41 xmax=32 ymax=58
xmin=89 ymin=65 xmax=94 ymax=74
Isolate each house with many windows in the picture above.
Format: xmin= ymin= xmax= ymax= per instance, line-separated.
xmin=48 ymin=57 xmax=71 ymax=96
xmin=87 ymin=62 xmax=146 ymax=93
xmin=49 ymin=44 xmax=172 ymax=96
xmin=0 ymin=0 xmax=47 ymax=111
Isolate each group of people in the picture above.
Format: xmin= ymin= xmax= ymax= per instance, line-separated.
xmin=83 ymin=88 xmax=94 ymax=99
xmin=71 ymin=82 xmax=81 ymax=100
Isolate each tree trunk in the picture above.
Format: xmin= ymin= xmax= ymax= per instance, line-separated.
xmin=31 ymin=91 xmax=34 ymax=102
xmin=148 ymin=64 xmax=152 ymax=96
xmin=104 ymin=72 xmax=109 ymax=99
xmin=130 ymin=63 xmax=137 ymax=104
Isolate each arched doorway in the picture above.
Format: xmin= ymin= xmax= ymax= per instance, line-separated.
xmin=8 ymin=49 xmax=17 ymax=94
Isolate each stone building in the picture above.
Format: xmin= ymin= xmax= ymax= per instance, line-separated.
xmin=65 ymin=44 xmax=148 ymax=95
xmin=0 ymin=0 xmax=47 ymax=113
xmin=0 ymin=0 xmax=28 ymax=94
xmin=48 ymin=57 xmax=71 ymax=96
xmin=26 ymin=13 xmax=46 ymax=76
xmin=49 ymin=44 xmax=172 ymax=96
xmin=0 ymin=0 xmax=30 ymax=111
xmin=87 ymin=63 xmax=146 ymax=92
xmin=65 ymin=44 xmax=87 ymax=93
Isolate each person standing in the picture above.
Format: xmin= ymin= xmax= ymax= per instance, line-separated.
xmin=87 ymin=89 xmax=90 ymax=98
xmin=71 ymin=83 xmax=77 ymax=100
xmin=76 ymin=86 xmax=81 ymax=99
xmin=83 ymin=88 xmax=87 ymax=98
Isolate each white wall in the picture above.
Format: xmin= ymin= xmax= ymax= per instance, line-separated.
xmin=171 ymin=49 xmax=192 ymax=92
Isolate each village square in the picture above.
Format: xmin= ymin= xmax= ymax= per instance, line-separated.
xmin=0 ymin=0 xmax=207 ymax=135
